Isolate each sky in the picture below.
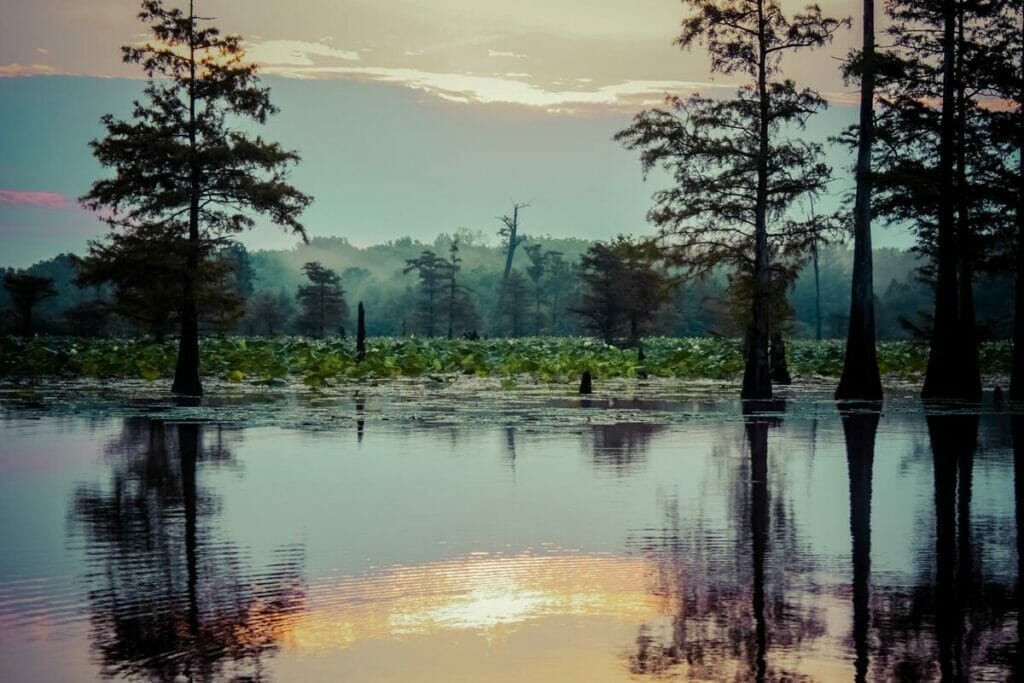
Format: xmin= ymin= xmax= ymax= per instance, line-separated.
xmin=0 ymin=0 xmax=907 ymax=268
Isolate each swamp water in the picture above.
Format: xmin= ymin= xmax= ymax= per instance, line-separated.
xmin=0 ymin=381 xmax=1021 ymax=681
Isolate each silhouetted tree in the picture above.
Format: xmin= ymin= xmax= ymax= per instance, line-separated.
xmin=246 ymin=290 xmax=290 ymax=336
xmin=2 ymin=272 xmax=56 ymax=335
xmin=76 ymin=235 xmax=244 ymax=340
xmin=986 ymin=3 xmax=1024 ymax=399
xmin=498 ymin=270 xmax=530 ymax=337
xmin=571 ymin=237 xmax=673 ymax=344
xmin=295 ymin=261 xmax=346 ymax=337
xmin=82 ymin=0 xmax=311 ymax=395
xmin=2 ymin=271 xmax=57 ymax=336
xmin=403 ymin=250 xmax=446 ymax=336
xmin=545 ymin=252 xmax=573 ymax=334
xmin=617 ymin=0 xmax=847 ymax=399
xmin=64 ymin=299 xmax=111 ymax=337
xmin=836 ymin=0 xmax=884 ymax=401
xmin=498 ymin=202 xmax=529 ymax=281
xmin=524 ymin=244 xmax=561 ymax=335
xmin=440 ymin=240 xmax=477 ymax=338
xmin=874 ymin=0 xmax=1009 ymax=400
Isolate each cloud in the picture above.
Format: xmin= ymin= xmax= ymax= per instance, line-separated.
xmin=0 ymin=63 xmax=55 ymax=78
xmin=488 ymin=49 xmax=527 ymax=59
xmin=244 ymin=40 xmax=360 ymax=67
xmin=0 ymin=190 xmax=78 ymax=210
xmin=259 ymin=64 xmax=733 ymax=109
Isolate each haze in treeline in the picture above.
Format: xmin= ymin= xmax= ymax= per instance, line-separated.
xmin=0 ymin=235 xmax=1016 ymax=342
xmin=0 ymin=0 xmax=1020 ymax=403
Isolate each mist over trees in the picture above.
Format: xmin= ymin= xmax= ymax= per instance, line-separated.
xmin=4 ymin=234 xmax=1017 ymax=348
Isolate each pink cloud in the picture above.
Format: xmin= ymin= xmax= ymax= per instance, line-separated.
xmin=0 ymin=189 xmax=78 ymax=210
xmin=0 ymin=63 xmax=55 ymax=78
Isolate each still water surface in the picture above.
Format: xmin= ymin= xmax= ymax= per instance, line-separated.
xmin=1 ymin=390 xmax=1021 ymax=681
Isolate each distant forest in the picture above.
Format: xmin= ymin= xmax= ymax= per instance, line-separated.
xmin=1 ymin=231 xmax=1015 ymax=342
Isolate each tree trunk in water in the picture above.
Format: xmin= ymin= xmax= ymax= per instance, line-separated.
xmin=742 ymin=20 xmax=773 ymax=401
xmin=837 ymin=0 xmax=883 ymax=402
xmin=1011 ymin=34 xmax=1024 ymax=400
xmin=172 ymin=14 xmax=203 ymax=397
xmin=172 ymin=269 xmax=203 ymax=396
xmin=953 ymin=7 xmax=981 ymax=401
xmin=356 ymin=301 xmax=366 ymax=362
xmin=812 ymin=239 xmax=822 ymax=342
xmin=172 ymin=176 xmax=202 ymax=395
xmin=921 ymin=0 xmax=962 ymax=401
xmin=843 ymin=409 xmax=879 ymax=683
xmin=1014 ymin=173 xmax=1024 ymax=401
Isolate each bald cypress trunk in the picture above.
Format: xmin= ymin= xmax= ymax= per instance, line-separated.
xmin=743 ymin=0 xmax=773 ymax=401
xmin=1011 ymin=20 xmax=1024 ymax=401
xmin=921 ymin=0 xmax=962 ymax=401
xmin=837 ymin=0 xmax=883 ymax=402
xmin=172 ymin=6 xmax=203 ymax=397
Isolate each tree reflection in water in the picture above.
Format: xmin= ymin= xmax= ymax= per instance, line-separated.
xmin=626 ymin=401 xmax=825 ymax=680
xmin=853 ymin=411 xmax=1020 ymax=680
xmin=590 ymin=422 xmax=664 ymax=475
xmin=841 ymin=406 xmax=879 ymax=683
xmin=69 ymin=418 xmax=305 ymax=682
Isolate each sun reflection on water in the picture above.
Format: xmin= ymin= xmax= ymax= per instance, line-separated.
xmin=268 ymin=551 xmax=662 ymax=652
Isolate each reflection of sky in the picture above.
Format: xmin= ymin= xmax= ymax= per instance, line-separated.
xmin=0 ymin=410 xmax=1019 ymax=680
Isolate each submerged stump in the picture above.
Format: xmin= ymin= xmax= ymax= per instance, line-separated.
xmin=356 ymin=302 xmax=366 ymax=363
xmin=770 ymin=333 xmax=792 ymax=385
xmin=579 ymin=371 xmax=593 ymax=395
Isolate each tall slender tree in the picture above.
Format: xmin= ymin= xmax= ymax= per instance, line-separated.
xmin=295 ymin=262 xmax=347 ymax=337
xmin=617 ymin=0 xmax=846 ymax=399
xmin=990 ymin=2 xmax=1024 ymax=400
xmin=498 ymin=202 xmax=529 ymax=281
xmin=875 ymin=0 xmax=1002 ymax=400
xmin=836 ymin=0 xmax=884 ymax=401
xmin=82 ymin=0 xmax=311 ymax=395
xmin=438 ymin=240 xmax=477 ymax=339
xmin=404 ymin=250 xmax=447 ymax=337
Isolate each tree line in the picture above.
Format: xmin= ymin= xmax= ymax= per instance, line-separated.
xmin=3 ymin=0 xmax=1018 ymax=401
xmin=3 ymin=235 xmax=1014 ymax=342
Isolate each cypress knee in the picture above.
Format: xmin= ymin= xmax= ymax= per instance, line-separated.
xmin=579 ymin=370 xmax=593 ymax=395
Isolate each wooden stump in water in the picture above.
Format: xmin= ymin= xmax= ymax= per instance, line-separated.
xmin=770 ymin=333 xmax=792 ymax=385
xmin=579 ymin=371 xmax=593 ymax=395
xmin=356 ymin=302 xmax=366 ymax=363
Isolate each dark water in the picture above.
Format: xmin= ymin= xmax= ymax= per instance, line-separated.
xmin=1 ymin=394 xmax=1022 ymax=681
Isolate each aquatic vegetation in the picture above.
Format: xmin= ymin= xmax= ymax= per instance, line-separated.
xmin=0 ymin=335 xmax=1010 ymax=386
